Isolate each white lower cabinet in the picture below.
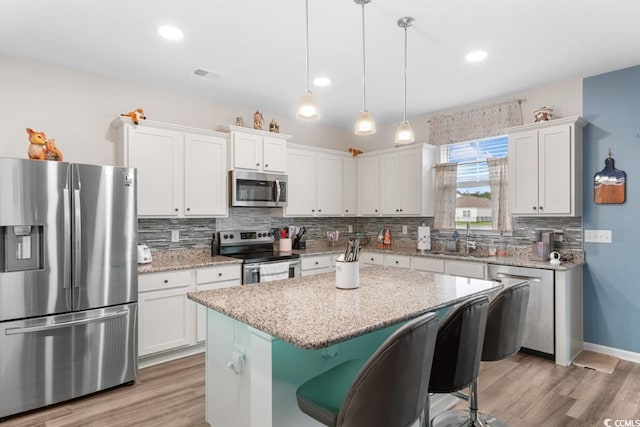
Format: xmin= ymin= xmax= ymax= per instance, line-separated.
xmin=383 ymin=254 xmax=411 ymax=269
xmin=138 ymin=264 xmax=241 ymax=358
xmin=444 ymin=260 xmax=487 ymax=279
xmin=138 ymin=270 xmax=196 ymax=357
xmin=195 ymin=265 xmax=241 ymax=342
xmin=412 ymin=257 xmax=445 ymax=274
xmin=360 ymin=251 xmax=384 ymax=267
xmin=301 ymin=254 xmax=334 ymax=276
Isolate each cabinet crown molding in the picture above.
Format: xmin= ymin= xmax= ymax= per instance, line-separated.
xmin=112 ymin=117 xmax=228 ymax=138
xmin=219 ymin=124 xmax=292 ymax=140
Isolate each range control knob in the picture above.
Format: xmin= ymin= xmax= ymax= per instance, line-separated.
xmin=258 ymin=233 xmax=263 ymax=238
xmin=223 ymin=234 xmax=229 ymax=239
xmin=229 ymin=234 xmax=235 ymax=239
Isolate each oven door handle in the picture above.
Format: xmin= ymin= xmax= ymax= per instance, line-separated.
xmin=274 ymin=178 xmax=281 ymax=206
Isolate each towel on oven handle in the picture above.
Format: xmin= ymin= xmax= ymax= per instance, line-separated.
xmin=259 ymin=262 xmax=290 ymax=282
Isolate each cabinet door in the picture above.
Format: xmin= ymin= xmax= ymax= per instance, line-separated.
xmin=184 ymin=134 xmax=227 ymax=216
xmin=358 ymin=156 xmax=380 ymax=215
xmin=444 ymin=260 xmax=486 ymax=279
xmin=195 ymin=280 xmax=240 ymax=342
xmin=263 ymin=137 xmax=287 ymax=173
xmin=379 ymin=154 xmax=401 ymax=215
xmin=344 ymin=157 xmax=357 ymax=216
xmin=399 ymin=150 xmax=422 ymax=215
xmin=286 ymin=149 xmax=317 ymax=216
xmin=508 ymin=130 xmax=540 ymax=214
xmin=317 ymin=153 xmax=344 ymax=216
xmin=538 ymin=126 xmax=572 ymax=215
xmin=232 ymin=132 xmax=261 ymax=170
xmin=138 ymin=286 xmax=194 ymax=356
xmin=126 ymin=126 xmax=182 ymax=216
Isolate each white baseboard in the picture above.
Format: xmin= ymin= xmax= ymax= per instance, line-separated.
xmin=583 ymin=342 xmax=640 ymax=364
xmin=138 ymin=343 xmax=205 ymax=369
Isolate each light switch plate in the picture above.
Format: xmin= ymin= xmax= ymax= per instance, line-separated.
xmin=584 ymin=229 xmax=612 ymax=243
xmin=171 ymin=230 xmax=180 ymax=242
xmin=402 ymin=225 xmax=408 ymax=234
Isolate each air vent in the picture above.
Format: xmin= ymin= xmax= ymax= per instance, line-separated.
xmin=193 ymin=69 xmax=223 ymax=80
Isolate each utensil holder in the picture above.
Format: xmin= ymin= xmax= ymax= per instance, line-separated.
xmin=336 ymin=261 xmax=359 ymax=289
xmin=279 ymin=238 xmax=292 ymax=252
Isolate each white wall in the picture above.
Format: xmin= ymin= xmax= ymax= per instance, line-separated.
xmin=354 ymin=78 xmax=583 ymax=152
xmin=0 ymin=55 xmax=355 ymax=165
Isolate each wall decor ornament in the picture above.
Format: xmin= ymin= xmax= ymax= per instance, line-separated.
xmin=533 ymin=106 xmax=553 ymax=122
xmin=235 ymin=116 xmax=244 ymax=127
xmin=594 ymin=150 xmax=626 ymax=204
xmin=253 ymin=110 xmax=264 ymax=130
xmin=269 ymin=119 xmax=280 ymax=133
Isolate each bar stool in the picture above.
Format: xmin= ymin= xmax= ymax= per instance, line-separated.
xmin=296 ymin=311 xmax=439 ymax=427
xmin=432 ymin=282 xmax=530 ymax=427
xmin=423 ymin=295 xmax=490 ymax=427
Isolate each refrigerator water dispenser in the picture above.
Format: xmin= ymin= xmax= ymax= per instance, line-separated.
xmin=0 ymin=225 xmax=43 ymax=272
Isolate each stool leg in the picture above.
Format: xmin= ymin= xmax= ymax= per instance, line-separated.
xmin=469 ymin=380 xmax=480 ymax=425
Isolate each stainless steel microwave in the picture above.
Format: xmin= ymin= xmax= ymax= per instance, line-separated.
xmin=229 ymin=170 xmax=287 ymax=207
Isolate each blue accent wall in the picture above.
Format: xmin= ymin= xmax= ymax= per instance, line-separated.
xmin=583 ymin=65 xmax=640 ymax=353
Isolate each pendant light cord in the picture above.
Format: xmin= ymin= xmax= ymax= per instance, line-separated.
xmin=305 ymin=0 xmax=310 ymax=93
xmin=402 ymin=25 xmax=407 ymax=122
xmin=361 ymin=2 xmax=367 ymax=111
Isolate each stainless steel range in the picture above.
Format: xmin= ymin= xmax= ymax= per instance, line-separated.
xmin=218 ymin=229 xmax=300 ymax=284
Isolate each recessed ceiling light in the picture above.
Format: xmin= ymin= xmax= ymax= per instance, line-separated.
xmin=158 ymin=25 xmax=184 ymax=41
xmin=465 ymin=50 xmax=488 ymax=63
xmin=313 ymin=77 xmax=331 ymax=87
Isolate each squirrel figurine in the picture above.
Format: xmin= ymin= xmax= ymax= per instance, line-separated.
xmin=348 ymin=147 xmax=364 ymax=157
xmin=26 ymin=128 xmax=64 ymax=161
xmin=120 ymin=108 xmax=146 ymax=125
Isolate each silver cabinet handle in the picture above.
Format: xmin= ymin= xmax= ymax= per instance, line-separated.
xmin=494 ymin=273 xmax=541 ymax=283
xmin=5 ymin=310 xmax=128 ymax=335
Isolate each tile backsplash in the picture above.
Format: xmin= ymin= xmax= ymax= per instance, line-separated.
xmin=139 ymin=209 xmax=583 ymax=252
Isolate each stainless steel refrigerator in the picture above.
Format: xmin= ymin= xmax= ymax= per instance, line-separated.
xmin=0 ymin=158 xmax=138 ymax=419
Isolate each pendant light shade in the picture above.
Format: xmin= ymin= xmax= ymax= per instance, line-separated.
xmin=354 ymin=0 xmax=375 ymax=136
xmin=395 ymin=16 xmax=415 ymax=145
xmin=296 ymin=0 xmax=320 ymax=120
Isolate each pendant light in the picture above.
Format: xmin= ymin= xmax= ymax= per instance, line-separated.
xmin=354 ymin=0 xmax=376 ymax=135
xmin=394 ymin=16 xmax=415 ymax=145
xmin=296 ymin=0 xmax=320 ymax=120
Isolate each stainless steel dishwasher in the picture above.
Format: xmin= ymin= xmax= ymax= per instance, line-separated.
xmin=488 ymin=264 xmax=555 ymax=359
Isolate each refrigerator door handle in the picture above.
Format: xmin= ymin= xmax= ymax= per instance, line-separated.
xmin=63 ymin=187 xmax=71 ymax=289
xmin=73 ymin=188 xmax=82 ymax=288
xmin=4 ymin=309 xmax=128 ymax=335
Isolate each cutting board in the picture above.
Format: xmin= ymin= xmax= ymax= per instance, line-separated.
xmin=594 ymin=156 xmax=626 ymax=204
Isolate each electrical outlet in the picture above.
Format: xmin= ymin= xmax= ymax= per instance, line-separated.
xmin=554 ymin=231 xmax=564 ymax=242
xmin=171 ymin=230 xmax=180 ymax=242
xmin=584 ymin=229 xmax=612 ymax=243
xmin=348 ymin=225 xmax=353 ymax=233
xmin=402 ymin=225 xmax=408 ymax=234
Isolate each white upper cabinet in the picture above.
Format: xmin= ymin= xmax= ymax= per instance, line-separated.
xmin=285 ymin=144 xmax=351 ymax=217
xmin=358 ymin=156 xmax=380 ymax=215
xmin=344 ymin=157 xmax=357 ymax=216
xmin=184 ymin=134 xmax=227 ymax=217
xmin=224 ymin=125 xmax=290 ymax=173
xmin=507 ymin=116 xmax=586 ymax=216
xmin=114 ymin=118 xmax=228 ymax=218
xmin=358 ymin=144 xmax=437 ymax=217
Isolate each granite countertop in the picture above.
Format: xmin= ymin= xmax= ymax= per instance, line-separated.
xmin=294 ymin=242 xmax=584 ymax=271
xmin=187 ymin=266 xmax=503 ymax=349
xmin=137 ymin=248 xmax=242 ymax=274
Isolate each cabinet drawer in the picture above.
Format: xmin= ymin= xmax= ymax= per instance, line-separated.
xmin=139 ymin=270 xmax=195 ymax=292
xmin=444 ymin=261 xmax=486 ymax=279
xmin=196 ymin=264 xmax=241 ymax=285
xmin=384 ymin=255 xmax=411 ymax=269
xmin=412 ymin=257 xmax=445 ymax=273
xmin=301 ymin=255 xmax=333 ymax=271
xmin=360 ymin=252 xmax=384 ymax=266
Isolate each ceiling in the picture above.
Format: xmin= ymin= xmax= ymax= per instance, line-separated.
xmin=3 ymin=1 xmax=640 ymax=131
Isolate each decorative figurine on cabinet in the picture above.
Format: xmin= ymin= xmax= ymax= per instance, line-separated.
xmin=120 ymin=108 xmax=146 ymax=125
xmin=235 ymin=116 xmax=244 ymax=127
xmin=533 ymin=106 xmax=553 ymax=123
xmin=253 ymin=110 xmax=264 ymax=130
xmin=269 ymin=119 xmax=280 ymax=133
xmin=26 ymin=128 xmax=64 ymax=161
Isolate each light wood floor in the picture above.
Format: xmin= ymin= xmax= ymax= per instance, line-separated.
xmin=3 ymin=352 xmax=640 ymax=426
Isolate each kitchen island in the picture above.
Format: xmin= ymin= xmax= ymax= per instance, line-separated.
xmin=188 ymin=266 xmax=503 ymax=427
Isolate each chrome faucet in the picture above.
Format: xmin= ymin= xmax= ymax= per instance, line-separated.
xmin=465 ymin=219 xmax=476 ymax=255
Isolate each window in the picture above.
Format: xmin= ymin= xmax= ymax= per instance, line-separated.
xmin=440 ymin=135 xmax=508 ymax=231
